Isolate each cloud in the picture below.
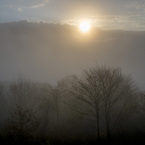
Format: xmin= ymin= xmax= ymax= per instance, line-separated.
xmin=2 ymin=5 xmax=14 ymax=8
xmin=44 ymin=0 xmax=49 ymax=2
xmin=31 ymin=3 xmax=45 ymax=9
xmin=18 ymin=8 xmax=23 ymax=12
xmin=30 ymin=0 xmax=49 ymax=9
xmin=63 ymin=14 xmax=145 ymax=30
xmin=0 ymin=0 xmax=145 ymax=30
xmin=126 ymin=1 xmax=145 ymax=10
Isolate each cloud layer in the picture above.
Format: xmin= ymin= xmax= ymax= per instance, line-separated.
xmin=0 ymin=0 xmax=145 ymax=30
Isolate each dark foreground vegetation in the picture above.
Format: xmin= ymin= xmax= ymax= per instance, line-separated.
xmin=0 ymin=65 xmax=145 ymax=145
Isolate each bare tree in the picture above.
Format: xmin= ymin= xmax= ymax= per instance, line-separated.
xmin=0 ymin=82 xmax=4 ymax=108
xmin=37 ymin=83 xmax=52 ymax=137
xmin=6 ymin=77 xmax=39 ymax=139
xmin=42 ymin=76 xmax=77 ymax=138
xmin=94 ymin=66 xmax=137 ymax=142
xmin=7 ymin=104 xmax=39 ymax=140
xmin=71 ymin=68 xmax=103 ymax=142
xmin=9 ymin=77 xmax=37 ymax=108
xmin=48 ymin=80 xmax=67 ymax=130
xmin=38 ymin=80 xmax=66 ymax=138
xmin=0 ymin=82 xmax=6 ymax=124
xmin=71 ymin=65 xmax=137 ymax=142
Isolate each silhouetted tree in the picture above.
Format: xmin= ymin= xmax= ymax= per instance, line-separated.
xmin=6 ymin=104 xmax=39 ymax=141
xmin=38 ymin=80 xmax=66 ymax=138
xmin=48 ymin=80 xmax=67 ymax=137
xmin=71 ymin=65 xmax=137 ymax=142
xmin=37 ymin=83 xmax=52 ymax=137
xmin=0 ymin=82 xmax=4 ymax=108
xmin=9 ymin=77 xmax=37 ymax=108
xmin=95 ymin=66 xmax=137 ymax=142
xmin=0 ymin=82 xmax=5 ymax=124
xmin=5 ymin=77 xmax=40 ymax=141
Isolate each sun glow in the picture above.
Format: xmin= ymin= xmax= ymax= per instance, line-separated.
xmin=79 ymin=21 xmax=91 ymax=33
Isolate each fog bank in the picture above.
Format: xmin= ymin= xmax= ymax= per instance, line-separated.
xmin=0 ymin=21 xmax=145 ymax=89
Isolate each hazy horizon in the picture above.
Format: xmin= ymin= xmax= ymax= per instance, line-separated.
xmin=0 ymin=21 xmax=145 ymax=90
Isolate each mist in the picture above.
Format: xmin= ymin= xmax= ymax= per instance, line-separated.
xmin=0 ymin=21 xmax=145 ymax=90
xmin=1 ymin=21 xmax=145 ymax=145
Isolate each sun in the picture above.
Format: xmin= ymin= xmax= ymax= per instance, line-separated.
xmin=79 ymin=21 xmax=91 ymax=33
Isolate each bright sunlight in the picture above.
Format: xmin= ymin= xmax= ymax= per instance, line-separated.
xmin=79 ymin=21 xmax=91 ymax=33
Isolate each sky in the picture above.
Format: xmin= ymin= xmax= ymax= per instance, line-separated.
xmin=0 ymin=0 xmax=145 ymax=30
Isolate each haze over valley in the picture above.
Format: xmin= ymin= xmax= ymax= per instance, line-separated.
xmin=0 ymin=21 xmax=145 ymax=90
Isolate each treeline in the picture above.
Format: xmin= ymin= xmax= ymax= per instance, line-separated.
xmin=0 ymin=65 xmax=145 ymax=145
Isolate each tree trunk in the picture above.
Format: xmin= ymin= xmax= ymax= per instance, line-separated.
xmin=106 ymin=123 xmax=111 ymax=144
xmin=96 ymin=105 xmax=100 ymax=143
xmin=97 ymin=116 xmax=100 ymax=143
